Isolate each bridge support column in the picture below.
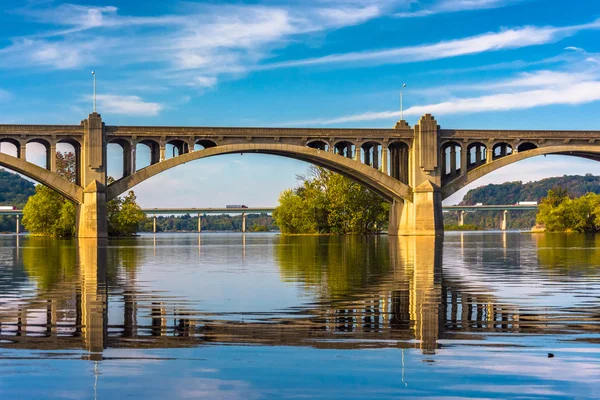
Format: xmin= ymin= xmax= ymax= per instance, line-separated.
xmin=388 ymin=182 xmax=444 ymax=236
xmin=153 ymin=215 xmax=157 ymax=233
xmin=131 ymin=144 xmax=136 ymax=175
xmin=19 ymin=144 xmax=26 ymax=161
xmin=450 ymin=145 xmax=457 ymax=175
xmin=48 ymin=144 xmax=57 ymax=172
xmin=460 ymin=145 xmax=467 ymax=175
xmin=242 ymin=213 xmax=247 ymax=233
xmin=16 ymin=215 xmax=20 ymax=234
xmin=486 ymin=147 xmax=493 ymax=163
xmin=459 ymin=211 xmax=465 ymax=227
xmin=198 ymin=214 xmax=201 ymax=233
xmin=160 ymin=145 xmax=166 ymax=162
xmin=381 ymin=147 xmax=388 ymax=174
xmin=501 ymin=210 xmax=508 ymax=231
xmin=77 ymin=181 xmax=108 ymax=239
xmin=353 ymin=147 xmax=361 ymax=161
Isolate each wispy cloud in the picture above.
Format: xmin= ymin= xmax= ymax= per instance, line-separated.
xmin=259 ymin=20 xmax=600 ymax=70
xmin=285 ymin=56 xmax=600 ymax=125
xmin=395 ymin=0 xmax=523 ymax=18
xmin=93 ymin=95 xmax=163 ymax=116
xmin=1 ymin=1 xmax=397 ymax=89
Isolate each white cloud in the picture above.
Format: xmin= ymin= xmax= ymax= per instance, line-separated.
xmin=1 ymin=0 xmax=394 ymax=82
xmin=395 ymin=0 xmax=522 ymax=18
xmin=285 ymin=65 xmax=600 ymax=125
xmin=259 ymin=22 xmax=596 ymax=70
xmin=94 ymin=95 xmax=163 ymax=116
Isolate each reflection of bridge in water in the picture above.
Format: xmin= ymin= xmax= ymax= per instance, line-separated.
xmin=0 ymin=235 xmax=588 ymax=358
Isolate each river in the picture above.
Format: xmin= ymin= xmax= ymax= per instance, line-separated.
xmin=0 ymin=232 xmax=599 ymax=399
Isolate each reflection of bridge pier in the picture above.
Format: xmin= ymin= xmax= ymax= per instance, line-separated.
xmin=390 ymin=236 xmax=443 ymax=354
xmin=78 ymin=239 xmax=108 ymax=359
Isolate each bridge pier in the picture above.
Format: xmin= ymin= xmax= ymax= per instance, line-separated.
xmin=501 ymin=210 xmax=508 ymax=231
xmin=77 ymin=181 xmax=108 ymax=238
xmin=242 ymin=213 xmax=247 ymax=233
xmin=459 ymin=210 xmax=465 ymax=227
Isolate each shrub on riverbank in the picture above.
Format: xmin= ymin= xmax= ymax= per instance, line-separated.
xmin=273 ymin=167 xmax=388 ymax=235
xmin=536 ymin=189 xmax=600 ymax=233
xmin=444 ymin=224 xmax=479 ymax=231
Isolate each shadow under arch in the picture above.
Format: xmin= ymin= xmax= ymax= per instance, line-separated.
xmin=0 ymin=152 xmax=83 ymax=203
xmin=441 ymin=145 xmax=600 ymax=200
xmin=106 ymin=143 xmax=413 ymax=203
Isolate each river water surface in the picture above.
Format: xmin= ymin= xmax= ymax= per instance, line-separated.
xmin=0 ymin=232 xmax=599 ymax=399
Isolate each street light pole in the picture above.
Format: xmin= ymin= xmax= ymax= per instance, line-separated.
xmin=91 ymin=71 xmax=96 ymax=113
xmin=400 ymin=83 xmax=406 ymax=121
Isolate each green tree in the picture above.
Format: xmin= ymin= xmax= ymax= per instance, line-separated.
xmin=114 ymin=191 xmax=145 ymax=235
xmin=273 ymin=167 xmax=388 ymax=235
xmin=22 ymin=152 xmax=77 ymax=237
xmin=537 ymin=190 xmax=600 ymax=233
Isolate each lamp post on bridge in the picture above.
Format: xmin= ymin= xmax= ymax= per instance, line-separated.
xmin=400 ymin=83 xmax=407 ymax=121
xmin=91 ymin=71 xmax=96 ymax=113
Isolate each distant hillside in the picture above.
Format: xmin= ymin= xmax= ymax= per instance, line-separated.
xmin=0 ymin=169 xmax=35 ymax=207
xmin=0 ymin=169 xmax=36 ymax=233
xmin=447 ymin=174 xmax=600 ymax=230
xmin=461 ymin=174 xmax=600 ymax=205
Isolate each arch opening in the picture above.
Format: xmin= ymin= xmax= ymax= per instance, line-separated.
xmin=57 ymin=139 xmax=81 ymax=185
xmin=334 ymin=141 xmax=355 ymax=159
xmin=25 ymin=141 xmax=49 ymax=169
xmin=441 ymin=141 xmax=462 ymax=183
xmin=467 ymin=142 xmax=487 ymax=171
xmin=166 ymin=140 xmax=189 ymax=159
xmin=0 ymin=138 xmax=20 ymax=158
xmin=194 ymin=140 xmax=217 ymax=151
xmin=137 ymin=140 xmax=160 ymax=169
xmin=388 ymin=141 xmax=409 ymax=184
xmin=108 ymin=139 xmax=133 ymax=180
xmin=518 ymin=142 xmax=537 ymax=152
xmin=362 ymin=141 xmax=382 ymax=170
xmin=307 ymin=140 xmax=329 ymax=151
xmin=492 ymin=142 xmax=513 ymax=160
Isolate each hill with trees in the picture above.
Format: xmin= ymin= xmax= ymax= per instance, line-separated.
xmin=447 ymin=174 xmax=600 ymax=230
xmin=0 ymin=169 xmax=36 ymax=233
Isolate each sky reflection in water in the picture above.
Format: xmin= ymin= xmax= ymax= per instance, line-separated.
xmin=0 ymin=232 xmax=599 ymax=399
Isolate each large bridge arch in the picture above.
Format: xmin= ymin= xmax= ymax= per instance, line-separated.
xmin=0 ymin=152 xmax=83 ymax=203
xmin=106 ymin=143 xmax=413 ymax=203
xmin=441 ymin=145 xmax=600 ymax=200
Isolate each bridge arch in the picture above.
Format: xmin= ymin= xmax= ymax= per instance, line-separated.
xmin=0 ymin=152 xmax=82 ymax=203
xmin=441 ymin=145 xmax=600 ymax=200
xmin=106 ymin=143 xmax=413 ymax=203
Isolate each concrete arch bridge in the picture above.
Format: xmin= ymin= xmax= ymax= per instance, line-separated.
xmin=1 ymin=113 xmax=599 ymax=238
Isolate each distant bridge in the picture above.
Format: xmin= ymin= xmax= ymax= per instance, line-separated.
xmin=0 ymin=204 xmax=538 ymax=233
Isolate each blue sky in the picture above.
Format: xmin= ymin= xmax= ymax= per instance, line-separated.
xmin=1 ymin=0 xmax=600 ymax=206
